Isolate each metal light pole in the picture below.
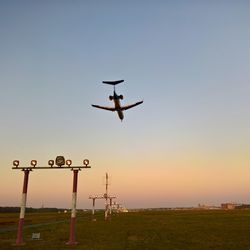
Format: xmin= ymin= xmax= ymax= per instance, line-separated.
xmin=109 ymin=197 xmax=116 ymax=215
xmin=67 ymin=169 xmax=79 ymax=245
xmin=89 ymin=196 xmax=97 ymax=215
xmin=92 ymin=197 xmax=96 ymax=215
xmin=89 ymin=195 xmax=103 ymax=220
xmin=104 ymin=173 xmax=109 ymax=220
xmin=15 ymin=168 xmax=31 ymax=246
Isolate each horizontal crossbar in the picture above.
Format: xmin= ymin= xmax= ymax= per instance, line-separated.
xmin=12 ymin=166 xmax=91 ymax=170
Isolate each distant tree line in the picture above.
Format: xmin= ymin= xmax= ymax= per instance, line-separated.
xmin=236 ymin=204 xmax=250 ymax=209
xmin=0 ymin=207 xmax=64 ymax=213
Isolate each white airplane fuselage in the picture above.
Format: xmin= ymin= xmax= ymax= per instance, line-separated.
xmin=112 ymin=91 xmax=124 ymax=121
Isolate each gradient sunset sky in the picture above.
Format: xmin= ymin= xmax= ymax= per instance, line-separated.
xmin=0 ymin=0 xmax=249 ymax=209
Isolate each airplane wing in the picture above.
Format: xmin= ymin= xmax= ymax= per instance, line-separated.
xmin=120 ymin=101 xmax=143 ymax=111
xmin=91 ymin=104 xmax=116 ymax=112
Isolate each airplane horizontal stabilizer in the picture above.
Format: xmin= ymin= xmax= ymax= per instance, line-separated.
xmin=91 ymin=104 xmax=116 ymax=112
xmin=121 ymin=101 xmax=143 ymax=111
xmin=102 ymin=80 xmax=124 ymax=85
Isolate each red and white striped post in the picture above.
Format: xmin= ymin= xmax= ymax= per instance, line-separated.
xmin=67 ymin=169 xmax=79 ymax=245
xmin=109 ymin=198 xmax=113 ymax=215
xmin=104 ymin=173 xmax=109 ymax=220
xmin=92 ymin=198 xmax=96 ymax=215
xmin=16 ymin=169 xmax=31 ymax=246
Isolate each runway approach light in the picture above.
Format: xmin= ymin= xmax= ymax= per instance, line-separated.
xmin=13 ymin=160 xmax=19 ymax=167
xmin=56 ymin=156 xmax=65 ymax=167
xmin=83 ymin=159 xmax=89 ymax=166
xmin=48 ymin=160 xmax=54 ymax=167
xmin=66 ymin=160 xmax=72 ymax=167
xmin=31 ymin=160 xmax=37 ymax=167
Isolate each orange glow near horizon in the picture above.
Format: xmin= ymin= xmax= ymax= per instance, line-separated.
xmin=1 ymin=147 xmax=249 ymax=208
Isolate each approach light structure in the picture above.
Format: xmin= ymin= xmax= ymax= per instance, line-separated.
xmin=12 ymin=155 xmax=91 ymax=247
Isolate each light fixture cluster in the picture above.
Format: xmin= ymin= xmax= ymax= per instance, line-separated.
xmin=13 ymin=156 xmax=90 ymax=168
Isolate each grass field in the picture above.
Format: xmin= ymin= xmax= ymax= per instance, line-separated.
xmin=1 ymin=210 xmax=250 ymax=249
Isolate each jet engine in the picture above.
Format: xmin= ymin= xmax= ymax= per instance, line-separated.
xmin=109 ymin=95 xmax=113 ymax=101
xmin=119 ymin=95 xmax=123 ymax=100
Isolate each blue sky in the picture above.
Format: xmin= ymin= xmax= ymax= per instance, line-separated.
xmin=0 ymin=1 xmax=250 ymax=208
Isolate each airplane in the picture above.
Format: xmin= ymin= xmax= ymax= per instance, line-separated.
xmin=92 ymin=80 xmax=143 ymax=121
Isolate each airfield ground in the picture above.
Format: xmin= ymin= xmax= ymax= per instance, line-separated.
xmin=1 ymin=210 xmax=250 ymax=249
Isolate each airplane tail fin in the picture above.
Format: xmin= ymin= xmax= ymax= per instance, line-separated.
xmin=102 ymin=80 xmax=124 ymax=85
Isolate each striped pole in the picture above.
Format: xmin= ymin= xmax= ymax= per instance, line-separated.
xmin=16 ymin=169 xmax=30 ymax=246
xmin=92 ymin=198 xmax=96 ymax=215
xmin=104 ymin=195 xmax=108 ymax=220
xmin=109 ymin=198 xmax=113 ymax=215
xmin=67 ymin=170 xmax=79 ymax=245
xmin=104 ymin=173 xmax=108 ymax=220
